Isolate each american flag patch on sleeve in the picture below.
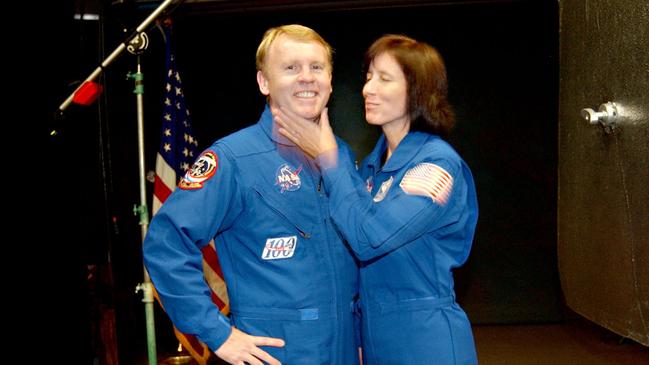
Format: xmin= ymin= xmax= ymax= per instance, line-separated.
xmin=399 ymin=163 xmax=454 ymax=205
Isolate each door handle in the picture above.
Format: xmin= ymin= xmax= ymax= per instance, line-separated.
xmin=581 ymin=102 xmax=618 ymax=127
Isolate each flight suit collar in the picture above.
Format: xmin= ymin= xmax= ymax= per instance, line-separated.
xmin=258 ymin=104 xmax=322 ymax=181
xmin=259 ymin=104 xmax=295 ymax=146
xmin=366 ymin=131 xmax=432 ymax=173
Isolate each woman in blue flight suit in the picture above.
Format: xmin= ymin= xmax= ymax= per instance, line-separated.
xmin=275 ymin=34 xmax=479 ymax=364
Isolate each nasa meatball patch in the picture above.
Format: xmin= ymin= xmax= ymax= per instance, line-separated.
xmin=365 ymin=176 xmax=374 ymax=193
xmin=275 ymin=163 xmax=302 ymax=193
xmin=179 ymin=150 xmax=219 ymax=190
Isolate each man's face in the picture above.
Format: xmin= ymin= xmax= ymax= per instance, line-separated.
xmin=257 ymin=34 xmax=332 ymax=120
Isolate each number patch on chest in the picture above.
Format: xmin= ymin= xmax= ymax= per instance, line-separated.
xmin=262 ymin=235 xmax=298 ymax=260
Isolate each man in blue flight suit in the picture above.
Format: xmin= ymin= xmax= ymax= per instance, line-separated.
xmin=143 ymin=24 xmax=359 ymax=365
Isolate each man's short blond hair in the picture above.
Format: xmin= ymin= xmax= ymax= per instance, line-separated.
xmin=256 ymin=24 xmax=333 ymax=72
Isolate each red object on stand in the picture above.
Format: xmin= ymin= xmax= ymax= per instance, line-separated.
xmin=72 ymin=81 xmax=103 ymax=105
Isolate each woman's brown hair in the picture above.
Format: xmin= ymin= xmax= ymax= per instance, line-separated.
xmin=364 ymin=34 xmax=455 ymax=135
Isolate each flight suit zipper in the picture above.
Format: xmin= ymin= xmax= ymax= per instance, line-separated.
xmin=253 ymin=189 xmax=311 ymax=238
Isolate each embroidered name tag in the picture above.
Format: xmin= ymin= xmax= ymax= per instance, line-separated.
xmin=261 ymin=235 xmax=298 ymax=260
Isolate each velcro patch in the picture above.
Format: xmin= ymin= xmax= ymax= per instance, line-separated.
xmin=400 ymin=163 xmax=453 ymax=205
xmin=275 ymin=163 xmax=302 ymax=193
xmin=179 ymin=150 xmax=218 ymax=190
xmin=365 ymin=177 xmax=374 ymax=193
xmin=373 ymin=176 xmax=393 ymax=202
xmin=261 ymin=235 xmax=298 ymax=260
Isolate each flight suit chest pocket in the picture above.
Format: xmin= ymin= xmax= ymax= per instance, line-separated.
xmin=252 ymin=184 xmax=316 ymax=239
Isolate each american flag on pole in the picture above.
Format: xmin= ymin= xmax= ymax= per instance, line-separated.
xmin=152 ymin=22 xmax=229 ymax=365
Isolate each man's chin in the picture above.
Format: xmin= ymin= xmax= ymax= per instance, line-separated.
xmin=295 ymin=108 xmax=322 ymax=121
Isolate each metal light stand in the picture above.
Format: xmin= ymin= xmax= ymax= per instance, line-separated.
xmin=127 ymin=31 xmax=159 ymax=365
xmin=56 ymin=1 xmax=181 ymax=365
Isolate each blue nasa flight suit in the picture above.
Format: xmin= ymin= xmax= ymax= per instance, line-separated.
xmin=143 ymin=105 xmax=359 ymax=364
xmin=317 ymin=131 xmax=479 ymax=365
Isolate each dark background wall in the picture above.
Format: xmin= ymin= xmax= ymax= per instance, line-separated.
xmin=44 ymin=0 xmax=559 ymax=363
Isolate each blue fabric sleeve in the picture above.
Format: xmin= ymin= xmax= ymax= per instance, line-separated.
xmin=318 ymin=149 xmax=461 ymax=261
xmin=143 ymin=146 xmax=242 ymax=350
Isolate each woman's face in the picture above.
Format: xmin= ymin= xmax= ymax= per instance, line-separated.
xmin=362 ymin=52 xmax=409 ymax=129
